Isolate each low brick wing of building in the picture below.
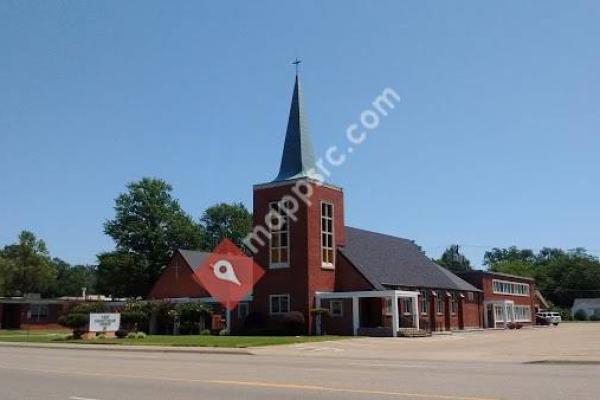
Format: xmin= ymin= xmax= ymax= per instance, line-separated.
xmin=458 ymin=271 xmax=536 ymax=328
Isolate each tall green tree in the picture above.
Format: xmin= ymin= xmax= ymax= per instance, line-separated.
xmin=97 ymin=178 xmax=204 ymax=297
xmin=0 ymin=255 xmax=15 ymax=296
xmin=200 ymin=202 xmax=252 ymax=250
xmin=48 ymin=258 xmax=97 ymax=297
xmin=483 ymin=246 xmax=536 ymax=266
xmin=436 ymin=245 xmax=472 ymax=274
xmin=0 ymin=231 xmax=55 ymax=296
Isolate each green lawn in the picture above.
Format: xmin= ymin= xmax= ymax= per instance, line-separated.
xmin=0 ymin=330 xmax=343 ymax=348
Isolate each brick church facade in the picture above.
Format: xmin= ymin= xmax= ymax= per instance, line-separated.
xmin=148 ymin=74 xmax=538 ymax=336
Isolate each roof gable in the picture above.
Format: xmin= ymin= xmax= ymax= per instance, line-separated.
xmin=178 ymin=249 xmax=210 ymax=271
xmin=339 ymin=227 xmax=480 ymax=292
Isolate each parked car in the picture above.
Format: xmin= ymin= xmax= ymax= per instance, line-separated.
xmin=537 ymin=311 xmax=561 ymax=326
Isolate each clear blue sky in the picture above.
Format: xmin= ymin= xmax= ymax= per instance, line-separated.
xmin=1 ymin=1 xmax=599 ymax=266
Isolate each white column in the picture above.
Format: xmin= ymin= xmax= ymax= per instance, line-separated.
xmin=352 ymin=296 xmax=359 ymax=336
xmin=391 ymin=294 xmax=399 ymax=337
xmin=412 ymin=294 xmax=420 ymax=331
xmin=315 ymin=296 xmax=322 ymax=336
xmin=503 ymin=302 xmax=509 ymax=328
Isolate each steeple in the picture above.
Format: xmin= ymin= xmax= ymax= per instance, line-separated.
xmin=273 ymin=73 xmax=317 ymax=182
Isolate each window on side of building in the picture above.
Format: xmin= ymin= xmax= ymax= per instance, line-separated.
xmin=269 ymin=294 xmax=290 ymax=315
xmin=450 ymin=293 xmax=457 ymax=315
xmin=494 ymin=305 xmax=504 ymax=322
xmin=329 ymin=300 xmax=343 ymax=317
xmin=467 ymin=291 xmax=475 ymax=302
xmin=29 ymin=304 xmax=49 ymax=321
xmin=436 ymin=295 xmax=444 ymax=315
xmin=420 ymin=290 xmax=428 ymax=315
xmin=491 ymin=279 xmax=530 ymax=296
xmin=514 ymin=305 xmax=531 ymax=322
xmin=321 ymin=202 xmax=335 ymax=268
xmin=269 ymin=201 xmax=290 ymax=269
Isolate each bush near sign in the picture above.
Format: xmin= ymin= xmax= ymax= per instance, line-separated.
xmin=89 ymin=313 xmax=121 ymax=332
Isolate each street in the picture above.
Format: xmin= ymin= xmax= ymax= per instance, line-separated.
xmin=1 ymin=324 xmax=599 ymax=400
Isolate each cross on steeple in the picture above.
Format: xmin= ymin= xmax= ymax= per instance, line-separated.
xmin=292 ymin=58 xmax=302 ymax=75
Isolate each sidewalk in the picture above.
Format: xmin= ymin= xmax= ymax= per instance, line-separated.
xmin=0 ymin=341 xmax=253 ymax=355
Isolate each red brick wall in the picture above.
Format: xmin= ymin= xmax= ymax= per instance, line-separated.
xmin=148 ymin=252 xmax=210 ymax=299
xmin=460 ymin=272 xmax=536 ymax=327
xmin=335 ymin=253 xmax=374 ymax=291
xmin=462 ymin=292 xmax=483 ymax=329
xmin=251 ymin=180 xmax=345 ymax=333
xmin=321 ymin=298 xmax=354 ymax=335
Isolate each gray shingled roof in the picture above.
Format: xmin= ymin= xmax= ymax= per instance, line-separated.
xmin=339 ymin=227 xmax=480 ymax=292
xmin=274 ymin=75 xmax=318 ymax=182
xmin=178 ymin=249 xmax=210 ymax=271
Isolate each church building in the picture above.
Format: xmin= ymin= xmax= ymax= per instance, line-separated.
xmin=149 ymin=73 xmax=537 ymax=336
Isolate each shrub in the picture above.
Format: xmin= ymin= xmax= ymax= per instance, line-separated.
xmin=96 ymin=334 xmax=106 ymax=339
xmin=135 ymin=332 xmax=146 ymax=339
xmin=243 ymin=312 xmax=266 ymax=331
xmin=121 ymin=300 xmax=154 ymax=332
xmin=574 ymin=309 xmax=588 ymax=321
xmin=281 ymin=311 xmax=306 ymax=335
xmin=200 ymin=329 xmax=211 ymax=336
xmin=121 ymin=311 xmax=148 ymax=332
xmin=176 ymin=303 xmax=212 ymax=335
xmin=115 ymin=329 xmax=129 ymax=339
xmin=264 ymin=311 xmax=306 ymax=336
xmin=589 ymin=314 xmax=600 ymax=322
xmin=58 ymin=313 xmax=88 ymax=331
xmin=127 ymin=332 xmax=137 ymax=339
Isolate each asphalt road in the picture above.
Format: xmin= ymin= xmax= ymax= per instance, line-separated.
xmin=1 ymin=326 xmax=599 ymax=400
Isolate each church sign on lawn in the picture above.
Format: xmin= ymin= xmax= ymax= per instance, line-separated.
xmin=89 ymin=313 xmax=121 ymax=333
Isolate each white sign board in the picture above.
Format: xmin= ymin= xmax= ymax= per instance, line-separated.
xmin=89 ymin=313 xmax=121 ymax=332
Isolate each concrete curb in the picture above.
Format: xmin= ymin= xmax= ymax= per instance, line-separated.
xmin=0 ymin=341 xmax=254 ymax=355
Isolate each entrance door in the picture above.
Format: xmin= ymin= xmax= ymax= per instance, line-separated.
xmin=486 ymin=305 xmax=494 ymax=328
xmin=505 ymin=304 xmax=514 ymax=324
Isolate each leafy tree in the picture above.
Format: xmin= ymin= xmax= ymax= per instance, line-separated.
xmin=483 ymin=246 xmax=536 ymax=266
xmin=488 ymin=260 xmax=535 ymax=278
xmin=0 ymin=231 xmax=55 ymax=296
xmin=97 ymin=178 xmax=204 ymax=297
xmin=47 ymin=258 xmax=97 ymax=297
xmin=200 ymin=202 xmax=252 ymax=250
xmin=436 ymin=245 xmax=472 ymax=274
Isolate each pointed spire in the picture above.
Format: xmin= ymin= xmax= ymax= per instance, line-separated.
xmin=274 ymin=73 xmax=317 ymax=182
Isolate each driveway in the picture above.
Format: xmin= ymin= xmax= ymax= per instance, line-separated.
xmin=254 ymin=323 xmax=600 ymax=363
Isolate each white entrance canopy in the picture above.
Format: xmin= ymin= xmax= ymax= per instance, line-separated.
xmin=315 ymin=290 xmax=420 ymax=337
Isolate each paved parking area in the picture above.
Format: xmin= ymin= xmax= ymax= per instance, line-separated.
xmin=254 ymin=323 xmax=600 ymax=363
